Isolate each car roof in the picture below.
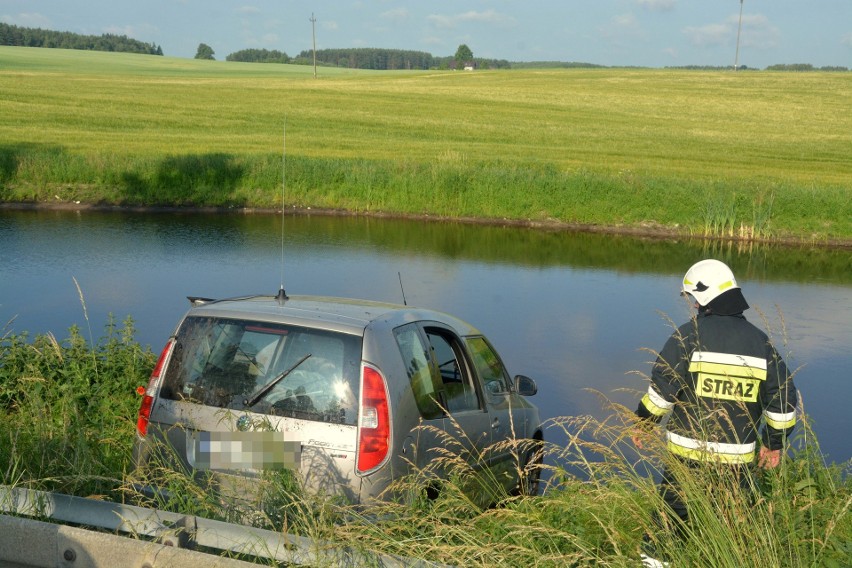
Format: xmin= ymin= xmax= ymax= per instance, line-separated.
xmin=182 ymin=294 xmax=482 ymax=337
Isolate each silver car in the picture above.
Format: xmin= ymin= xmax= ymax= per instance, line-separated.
xmin=133 ymin=293 xmax=542 ymax=505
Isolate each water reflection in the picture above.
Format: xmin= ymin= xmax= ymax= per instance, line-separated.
xmin=1 ymin=209 xmax=850 ymax=465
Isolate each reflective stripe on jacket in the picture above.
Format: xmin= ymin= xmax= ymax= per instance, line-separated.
xmin=636 ymin=310 xmax=797 ymax=464
xmin=666 ymin=431 xmax=755 ymax=464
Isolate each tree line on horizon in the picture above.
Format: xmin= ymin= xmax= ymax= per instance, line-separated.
xmin=3 ymin=22 xmax=849 ymax=72
xmin=291 ymin=47 xmax=513 ymax=70
xmin=207 ymin=44 xmax=516 ymax=70
xmin=225 ymin=48 xmax=290 ymax=64
xmin=224 ymin=46 xmax=514 ymax=70
xmin=0 ymin=23 xmax=162 ymax=55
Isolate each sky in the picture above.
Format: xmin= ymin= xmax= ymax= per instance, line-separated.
xmin=3 ymin=1 xmax=851 ymax=69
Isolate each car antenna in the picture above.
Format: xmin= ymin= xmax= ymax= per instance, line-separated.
xmin=398 ymin=272 xmax=407 ymax=306
xmin=277 ymin=120 xmax=289 ymax=305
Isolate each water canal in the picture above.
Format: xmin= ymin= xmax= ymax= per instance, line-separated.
xmin=1 ymin=209 xmax=850 ymax=466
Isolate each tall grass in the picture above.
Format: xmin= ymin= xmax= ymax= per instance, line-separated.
xmin=2 ymin=47 xmax=851 ymax=242
xmin=337 ymin=403 xmax=850 ymax=567
xmin=3 ymin=150 xmax=850 ymax=241
xmin=701 ymin=197 xmax=738 ymax=238
xmin=1 ymin=317 xmax=849 ymax=566
xmin=0 ymin=316 xmax=155 ymax=496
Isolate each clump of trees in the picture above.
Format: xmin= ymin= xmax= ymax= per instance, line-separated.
xmin=454 ymin=44 xmax=474 ymax=66
xmin=666 ymin=65 xmax=753 ymax=70
xmin=291 ymin=47 xmax=510 ymax=70
xmin=295 ymin=47 xmax=434 ymax=70
xmin=766 ymin=63 xmax=849 ymax=72
xmin=226 ymin=48 xmax=290 ymax=64
xmin=194 ymin=43 xmax=215 ymax=60
xmin=0 ymin=23 xmax=162 ymax=55
xmin=668 ymin=63 xmax=849 ymax=72
xmin=513 ymin=61 xmax=606 ymax=69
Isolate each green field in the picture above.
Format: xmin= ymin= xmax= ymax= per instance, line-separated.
xmin=1 ymin=46 xmax=851 ymax=243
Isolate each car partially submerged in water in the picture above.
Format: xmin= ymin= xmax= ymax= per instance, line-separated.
xmin=133 ymin=292 xmax=543 ymax=505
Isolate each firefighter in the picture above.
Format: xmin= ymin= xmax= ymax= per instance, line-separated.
xmin=632 ymin=259 xmax=798 ymax=567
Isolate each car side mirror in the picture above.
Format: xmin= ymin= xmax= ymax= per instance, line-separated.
xmin=514 ymin=374 xmax=537 ymax=397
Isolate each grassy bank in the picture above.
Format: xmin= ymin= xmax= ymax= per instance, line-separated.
xmin=2 ymin=320 xmax=850 ymax=566
xmin=1 ymin=47 xmax=851 ymax=242
xmin=0 ymin=316 xmax=154 ymax=496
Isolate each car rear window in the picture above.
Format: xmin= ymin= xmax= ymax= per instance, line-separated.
xmin=160 ymin=316 xmax=362 ymax=426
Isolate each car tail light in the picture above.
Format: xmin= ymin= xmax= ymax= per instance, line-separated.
xmin=357 ymin=364 xmax=390 ymax=473
xmin=136 ymin=339 xmax=174 ymax=438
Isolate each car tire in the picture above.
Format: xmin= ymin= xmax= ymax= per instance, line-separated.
xmin=515 ymin=437 xmax=544 ymax=497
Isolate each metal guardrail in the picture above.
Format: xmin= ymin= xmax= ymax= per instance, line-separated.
xmin=0 ymin=514 xmax=264 ymax=568
xmin=0 ymin=485 xmax=440 ymax=567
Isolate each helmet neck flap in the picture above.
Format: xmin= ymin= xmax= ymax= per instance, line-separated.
xmin=683 ymin=259 xmax=749 ymax=314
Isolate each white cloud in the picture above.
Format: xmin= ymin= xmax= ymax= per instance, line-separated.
xmin=420 ymin=34 xmax=444 ymax=47
xmin=614 ymin=13 xmax=639 ymax=28
xmin=4 ymin=12 xmax=52 ymax=28
xmin=685 ymin=12 xmax=779 ymax=50
xmin=426 ymin=14 xmax=454 ymax=29
xmin=600 ymin=13 xmax=647 ymax=42
xmin=461 ymin=10 xmax=514 ymax=26
xmin=636 ymin=0 xmax=676 ymax=12
xmin=843 ymin=32 xmax=852 ymax=48
xmin=103 ymin=23 xmax=159 ymax=39
xmin=683 ymin=22 xmax=730 ymax=47
xmin=380 ymin=8 xmax=409 ymax=24
xmin=731 ymin=13 xmax=780 ymax=49
xmin=427 ymin=10 xmax=515 ymax=30
xmin=662 ymin=46 xmax=679 ymax=59
xmin=237 ymin=6 xmax=260 ymax=15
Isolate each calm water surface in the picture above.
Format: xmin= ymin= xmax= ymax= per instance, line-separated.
xmin=1 ymin=209 xmax=850 ymax=466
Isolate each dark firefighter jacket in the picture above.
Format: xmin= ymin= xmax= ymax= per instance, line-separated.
xmin=636 ymin=310 xmax=798 ymax=464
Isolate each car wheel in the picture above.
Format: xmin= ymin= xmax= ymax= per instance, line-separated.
xmin=515 ymin=438 xmax=543 ymax=497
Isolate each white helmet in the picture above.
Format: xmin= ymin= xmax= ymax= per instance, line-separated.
xmin=682 ymin=259 xmax=739 ymax=306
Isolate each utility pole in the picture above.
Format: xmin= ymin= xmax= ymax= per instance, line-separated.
xmin=734 ymin=0 xmax=744 ymax=71
xmin=310 ymin=13 xmax=317 ymax=79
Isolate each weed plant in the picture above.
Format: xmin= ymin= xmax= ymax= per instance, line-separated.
xmin=0 ymin=316 xmax=155 ymax=496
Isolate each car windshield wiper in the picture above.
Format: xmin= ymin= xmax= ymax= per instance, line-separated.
xmin=243 ymin=353 xmax=311 ymax=409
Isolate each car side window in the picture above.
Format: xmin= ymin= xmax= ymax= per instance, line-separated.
xmin=394 ymin=324 xmax=442 ymax=420
xmin=465 ymin=336 xmax=510 ymax=394
xmin=425 ymin=328 xmax=480 ymax=413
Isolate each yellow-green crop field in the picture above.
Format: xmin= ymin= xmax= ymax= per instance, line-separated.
xmin=1 ymin=46 xmax=850 ymax=242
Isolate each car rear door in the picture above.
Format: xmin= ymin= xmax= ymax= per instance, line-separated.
xmin=392 ymin=323 xmax=448 ymax=483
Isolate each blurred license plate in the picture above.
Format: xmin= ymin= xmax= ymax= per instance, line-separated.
xmin=187 ymin=431 xmax=301 ymax=470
